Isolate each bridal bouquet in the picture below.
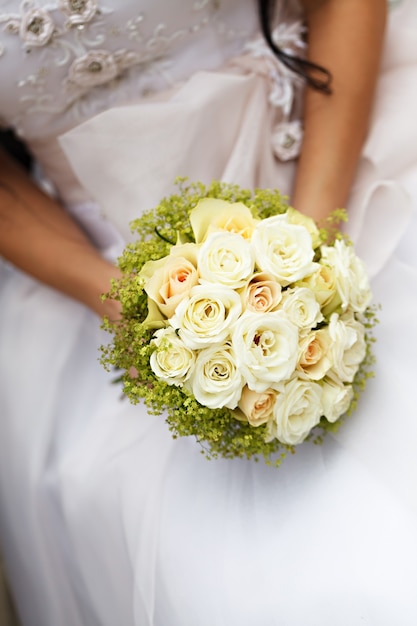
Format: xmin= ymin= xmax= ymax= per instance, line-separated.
xmin=102 ymin=180 xmax=377 ymax=465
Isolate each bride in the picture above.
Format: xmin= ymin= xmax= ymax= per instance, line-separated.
xmin=1 ymin=0 xmax=417 ymax=624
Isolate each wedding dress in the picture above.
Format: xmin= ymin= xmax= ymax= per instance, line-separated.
xmin=1 ymin=1 xmax=417 ymax=625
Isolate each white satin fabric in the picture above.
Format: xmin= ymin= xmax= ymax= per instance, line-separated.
xmin=1 ymin=1 xmax=417 ymax=626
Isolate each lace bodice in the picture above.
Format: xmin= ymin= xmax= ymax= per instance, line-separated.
xmin=0 ymin=0 xmax=403 ymax=143
xmin=0 ymin=0 xmax=258 ymax=140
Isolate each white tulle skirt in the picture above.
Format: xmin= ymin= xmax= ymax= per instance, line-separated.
xmin=1 ymin=2 xmax=417 ymax=625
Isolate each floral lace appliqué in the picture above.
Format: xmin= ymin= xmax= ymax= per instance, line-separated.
xmin=245 ymin=20 xmax=306 ymax=161
xmin=0 ymin=1 xmax=102 ymax=49
xmin=19 ymin=7 xmax=55 ymax=46
xmin=0 ymin=0 xmax=231 ymax=133
xmin=59 ymin=0 xmax=99 ymax=27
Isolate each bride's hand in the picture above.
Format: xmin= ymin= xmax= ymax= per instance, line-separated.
xmin=0 ymin=147 xmax=121 ymax=318
xmin=293 ymin=0 xmax=387 ymax=223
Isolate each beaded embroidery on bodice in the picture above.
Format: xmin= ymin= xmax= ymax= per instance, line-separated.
xmin=0 ymin=0 xmax=257 ymax=139
xmin=0 ymin=0 xmax=404 ymax=142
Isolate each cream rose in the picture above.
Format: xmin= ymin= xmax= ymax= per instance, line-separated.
xmin=267 ymin=378 xmax=322 ymax=445
xmin=320 ymin=239 xmax=372 ymax=313
xmin=232 ymin=311 xmax=298 ymax=392
xmin=252 ymin=214 xmax=317 ymax=285
xmin=280 ymin=287 xmax=323 ymax=330
xmin=150 ymin=328 xmax=195 ymax=386
xmin=139 ymin=243 xmax=199 ymax=319
xmin=241 ymin=272 xmax=282 ymax=313
xmin=297 ymin=264 xmax=341 ymax=315
xmin=190 ymin=198 xmax=258 ymax=243
xmin=198 ymin=231 xmax=255 ymax=289
xmin=297 ymin=328 xmax=332 ymax=380
xmin=238 ymin=386 xmax=277 ymax=426
xmin=170 ymin=284 xmax=242 ymax=349
xmin=327 ymin=311 xmax=367 ymax=383
xmin=321 ymin=378 xmax=354 ymax=423
xmin=186 ymin=342 xmax=243 ymax=409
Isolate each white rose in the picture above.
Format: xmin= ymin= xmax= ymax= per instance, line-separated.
xmin=150 ymin=328 xmax=195 ymax=386
xmin=286 ymin=206 xmax=321 ymax=249
xmin=266 ymin=378 xmax=322 ymax=445
xmin=232 ymin=311 xmax=299 ymax=393
xmin=320 ymin=239 xmax=372 ymax=313
xmin=186 ymin=342 xmax=243 ymax=409
xmin=241 ymin=272 xmax=282 ymax=313
xmin=280 ymin=287 xmax=323 ymax=330
xmin=297 ymin=328 xmax=332 ymax=380
xmin=327 ymin=312 xmax=367 ymax=383
xmin=321 ymin=378 xmax=354 ymax=423
xmin=198 ymin=231 xmax=255 ymax=289
xmin=252 ymin=214 xmax=317 ymax=285
xmin=238 ymin=386 xmax=277 ymax=426
xmin=170 ymin=284 xmax=242 ymax=349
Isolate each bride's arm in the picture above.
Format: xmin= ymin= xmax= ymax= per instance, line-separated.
xmin=0 ymin=147 xmax=121 ymax=318
xmin=293 ymin=0 xmax=387 ymax=222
